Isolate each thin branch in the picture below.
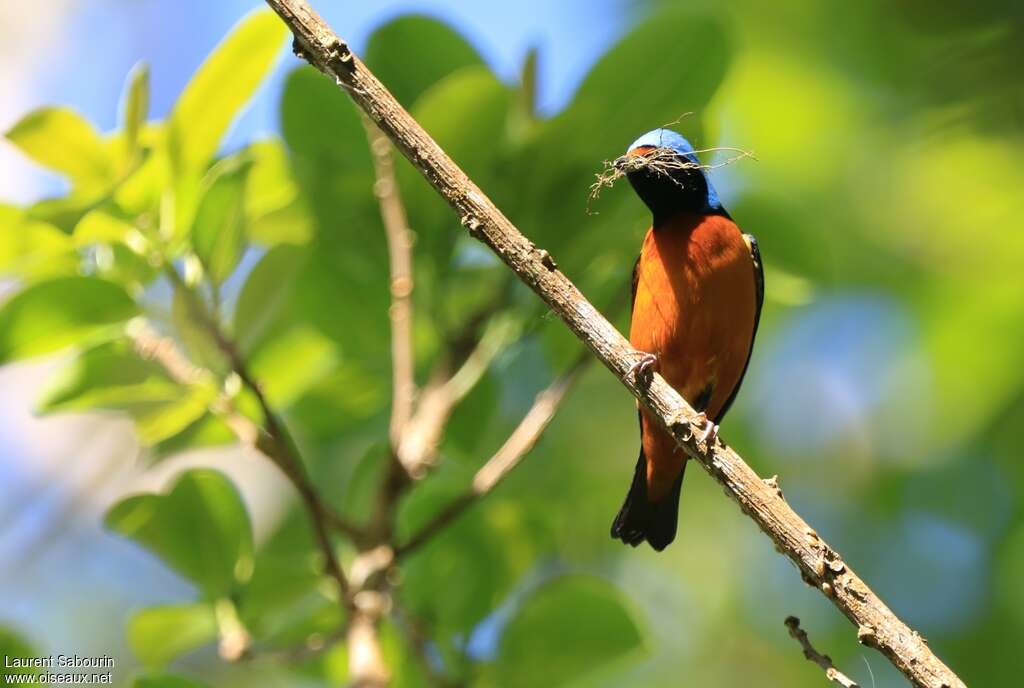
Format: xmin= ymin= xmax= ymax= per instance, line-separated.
xmin=786 ymin=617 xmax=860 ymax=688
xmin=347 ymin=596 xmax=390 ymax=688
xmin=396 ymin=318 xmax=514 ymax=478
xmin=264 ymin=4 xmax=967 ymax=686
xmin=129 ymin=320 xmax=363 ymax=543
xmin=396 ymin=354 xmax=589 ymax=559
xmin=162 ymin=265 xmax=355 ymax=608
xmin=364 ymin=117 xmax=417 ymax=451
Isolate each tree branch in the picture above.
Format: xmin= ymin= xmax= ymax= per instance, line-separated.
xmin=364 ymin=118 xmax=417 ymax=452
xmin=785 ymin=617 xmax=860 ymax=688
xmin=162 ymin=265 xmax=355 ymax=609
xmin=395 ymin=354 xmax=589 ymax=559
xmin=264 ymin=2 xmax=967 ymax=686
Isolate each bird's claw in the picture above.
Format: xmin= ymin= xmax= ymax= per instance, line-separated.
xmin=693 ymin=412 xmax=719 ymax=448
xmin=628 ymin=351 xmax=659 ymax=385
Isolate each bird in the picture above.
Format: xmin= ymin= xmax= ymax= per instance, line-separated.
xmin=610 ymin=128 xmax=763 ymax=551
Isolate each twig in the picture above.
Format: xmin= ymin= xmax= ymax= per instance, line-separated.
xmin=347 ymin=595 xmax=390 ymax=688
xmin=128 ymin=320 xmax=363 ymax=544
xmin=396 ymin=318 xmax=514 ymax=478
xmin=785 ymin=617 xmax=860 ymax=688
xmin=396 ymin=354 xmax=589 ymax=559
xmin=264 ymin=4 xmax=967 ymax=686
xmin=162 ymin=265 xmax=355 ymax=608
xmin=364 ymin=117 xmax=417 ymax=451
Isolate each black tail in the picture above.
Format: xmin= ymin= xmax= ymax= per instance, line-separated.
xmin=610 ymin=449 xmax=685 ymax=551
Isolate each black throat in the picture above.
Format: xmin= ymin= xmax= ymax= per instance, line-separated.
xmin=626 ymin=165 xmax=727 ymax=227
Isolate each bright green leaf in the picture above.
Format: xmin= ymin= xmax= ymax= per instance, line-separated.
xmin=105 ymin=469 xmax=254 ymax=597
xmin=133 ymin=383 xmax=218 ymax=445
xmin=121 ymin=62 xmax=151 ymax=162
xmin=248 ymin=325 xmax=336 ymax=409
xmin=128 ymin=603 xmax=217 ymax=669
xmin=0 ymin=276 xmax=138 ymax=364
xmin=494 ymin=575 xmax=644 ymax=688
xmin=38 ymin=339 xmax=183 ymax=413
xmin=233 ymin=244 xmax=307 ymax=352
xmin=5 ymin=107 xmax=113 ymax=193
xmin=167 ymin=9 xmax=287 ymax=174
xmin=73 ymin=210 xmax=138 ymax=246
xmin=191 ymin=156 xmax=251 ymax=284
xmin=247 ymin=198 xmax=314 ymax=247
xmin=364 ymin=16 xmax=485 ymax=107
xmin=152 ymin=412 xmax=236 ymax=460
xmin=0 ymin=216 xmax=77 ymax=279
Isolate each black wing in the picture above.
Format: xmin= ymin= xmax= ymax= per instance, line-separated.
xmin=713 ymin=232 xmax=764 ymax=422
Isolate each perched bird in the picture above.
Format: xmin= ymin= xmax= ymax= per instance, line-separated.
xmin=610 ymin=129 xmax=763 ymax=551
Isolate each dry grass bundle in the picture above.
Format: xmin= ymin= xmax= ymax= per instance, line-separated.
xmin=587 ymin=145 xmax=755 ymax=212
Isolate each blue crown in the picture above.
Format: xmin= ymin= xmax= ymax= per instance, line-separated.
xmin=626 ymin=128 xmax=722 ymax=211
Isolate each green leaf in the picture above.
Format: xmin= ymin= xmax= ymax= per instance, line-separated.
xmin=233 ymin=244 xmax=306 ymax=352
xmin=564 ymin=9 xmax=729 ymax=147
xmin=38 ymin=338 xmax=218 ymax=445
xmin=4 ymin=107 xmax=113 ymax=194
xmin=128 ymin=603 xmax=217 ymax=669
xmin=0 ymin=627 xmax=39 ymax=677
xmin=133 ymin=674 xmax=210 ymax=688
xmin=171 ymin=286 xmax=225 ymax=374
xmin=152 ymin=412 xmax=236 ymax=459
xmin=244 ymin=139 xmax=313 ymax=246
xmin=280 ymin=66 xmax=372 ymax=172
xmin=0 ymin=276 xmax=138 ymax=364
xmin=494 ymin=575 xmax=644 ymax=687
xmin=248 ymin=325 xmax=337 ymax=409
xmin=105 ymin=468 xmax=254 ymax=597
xmin=38 ymin=339 xmax=182 ymax=413
xmin=364 ymin=15 xmax=485 ymax=107
xmin=192 ymin=156 xmax=252 ymax=284
xmin=397 ymin=66 xmax=513 ymax=271
xmin=121 ymin=62 xmax=151 ymax=163
xmin=167 ymin=9 xmax=287 ymax=174
xmin=73 ymin=210 xmax=137 ymax=246
xmin=398 ymin=478 xmax=539 ymax=636
xmin=0 ymin=214 xmax=78 ymax=279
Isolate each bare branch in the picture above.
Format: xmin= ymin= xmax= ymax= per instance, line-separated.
xmin=396 ymin=318 xmax=515 ymax=478
xmin=364 ymin=118 xmax=417 ymax=451
xmin=263 ymin=4 xmax=967 ymax=686
xmin=785 ymin=617 xmax=860 ymax=688
xmin=396 ymin=355 xmax=589 ymax=559
xmin=347 ymin=595 xmax=390 ymax=688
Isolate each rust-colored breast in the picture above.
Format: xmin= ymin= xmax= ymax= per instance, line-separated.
xmin=629 ymin=213 xmax=757 ymax=498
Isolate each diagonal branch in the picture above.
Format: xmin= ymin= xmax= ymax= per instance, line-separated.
xmin=264 ymin=2 xmax=967 ymax=687
xmin=395 ymin=354 xmax=589 ymax=559
xmin=785 ymin=616 xmax=860 ymax=688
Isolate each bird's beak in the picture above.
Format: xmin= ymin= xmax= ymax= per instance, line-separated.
xmin=615 ymin=145 xmax=656 ymax=171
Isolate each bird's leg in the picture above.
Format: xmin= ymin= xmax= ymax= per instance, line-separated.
xmin=628 ymin=351 xmax=659 ymax=385
xmin=692 ymin=412 xmax=719 ymax=448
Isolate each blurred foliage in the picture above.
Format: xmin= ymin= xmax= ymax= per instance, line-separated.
xmin=1 ymin=1 xmax=1022 ymax=687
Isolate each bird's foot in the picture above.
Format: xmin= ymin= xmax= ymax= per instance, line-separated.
xmin=628 ymin=351 xmax=659 ymax=385
xmin=693 ymin=412 xmax=719 ymax=449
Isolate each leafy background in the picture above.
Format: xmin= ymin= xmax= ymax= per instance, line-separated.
xmin=2 ymin=0 xmax=1023 ymax=686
